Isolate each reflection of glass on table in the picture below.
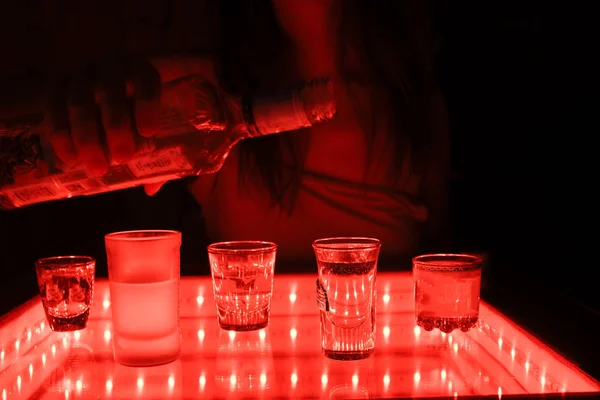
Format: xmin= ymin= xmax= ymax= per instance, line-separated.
xmin=215 ymin=329 xmax=275 ymax=394
xmin=0 ymin=273 xmax=599 ymax=399
xmin=35 ymin=256 xmax=95 ymax=332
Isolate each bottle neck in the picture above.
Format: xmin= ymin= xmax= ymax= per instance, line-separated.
xmin=242 ymin=77 xmax=336 ymax=137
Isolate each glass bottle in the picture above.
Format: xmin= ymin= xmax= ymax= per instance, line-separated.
xmin=0 ymin=74 xmax=335 ymax=209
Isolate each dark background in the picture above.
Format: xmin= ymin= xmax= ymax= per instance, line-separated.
xmin=1 ymin=0 xmax=596 ymax=377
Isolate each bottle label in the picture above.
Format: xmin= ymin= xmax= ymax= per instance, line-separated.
xmin=127 ymin=148 xmax=192 ymax=178
xmin=1 ymin=147 xmax=193 ymax=207
xmin=7 ymin=182 xmax=61 ymax=204
xmin=2 ymin=171 xmax=105 ymax=205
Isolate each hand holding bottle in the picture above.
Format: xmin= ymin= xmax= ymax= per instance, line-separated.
xmin=43 ymin=56 xmax=164 ymax=195
xmin=0 ymin=57 xmax=335 ymax=209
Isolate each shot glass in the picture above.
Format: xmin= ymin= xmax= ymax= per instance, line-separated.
xmin=413 ymin=253 xmax=483 ymax=333
xmin=207 ymin=241 xmax=277 ymax=331
xmin=105 ymin=230 xmax=182 ymax=367
xmin=313 ymin=237 xmax=381 ymax=360
xmin=35 ymin=256 xmax=95 ymax=332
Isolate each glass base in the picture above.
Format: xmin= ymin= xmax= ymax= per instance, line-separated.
xmin=217 ymin=306 xmax=269 ymax=332
xmin=219 ymin=321 xmax=269 ymax=331
xmin=323 ymin=348 xmax=374 ymax=360
xmin=113 ymin=329 xmax=181 ymax=367
xmin=416 ymin=315 xmax=479 ymax=333
xmin=46 ymin=309 xmax=89 ymax=332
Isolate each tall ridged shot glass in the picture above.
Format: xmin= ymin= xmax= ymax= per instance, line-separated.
xmin=313 ymin=237 xmax=381 ymax=360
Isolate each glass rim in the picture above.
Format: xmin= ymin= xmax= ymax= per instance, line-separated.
xmin=35 ymin=255 xmax=95 ymax=270
xmin=207 ymin=240 xmax=277 ymax=254
xmin=413 ymin=253 xmax=482 ymax=270
xmin=105 ymin=230 xmax=181 ymax=242
xmin=312 ymin=237 xmax=381 ymax=251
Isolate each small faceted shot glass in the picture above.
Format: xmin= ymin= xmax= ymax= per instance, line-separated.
xmin=313 ymin=237 xmax=381 ymax=361
xmin=35 ymin=256 xmax=95 ymax=332
xmin=413 ymin=253 xmax=483 ymax=333
xmin=207 ymin=241 xmax=277 ymax=331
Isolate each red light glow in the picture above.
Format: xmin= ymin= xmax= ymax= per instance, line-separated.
xmin=0 ymin=273 xmax=597 ymax=398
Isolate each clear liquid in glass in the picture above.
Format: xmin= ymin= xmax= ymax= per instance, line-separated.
xmin=109 ymin=278 xmax=181 ymax=366
xmin=212 ymin=261 xmax=274 ymax=331
xmin=37 ymin=265 xmax=94 ymax=331
xmin=317 ymin=260 xmax=377 ymax=360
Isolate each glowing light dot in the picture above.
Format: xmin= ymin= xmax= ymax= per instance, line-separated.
xmin=168 ymin=376 xmax=175 ymax=390
xmin=382 ymin=293 xmax=390 ymax=304
xmin=383 ymin=326 xmax=391 ymax=339
xmin=137 ymin=377 xmax=144 ymax=390
xmin=196 ymin=296 xmax=204 ymax=306
xmin=103 ymin=299 xmax=110 ymax=309
xmin=414 ymin=326 xmax=421 ymax=337
xmin=414 ymin=372 xmax=421 ymax=383
xmin=289 ymin=293 xmax=297 ymax=303
xmin=106 ymin=379 xmax=113 ymax=393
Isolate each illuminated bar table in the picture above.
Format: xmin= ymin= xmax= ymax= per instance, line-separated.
xmin=1 ymin=272 xmax=599 ymax=399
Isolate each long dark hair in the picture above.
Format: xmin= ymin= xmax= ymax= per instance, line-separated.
xmin=217 ymin=0 xmax=439 ymax=209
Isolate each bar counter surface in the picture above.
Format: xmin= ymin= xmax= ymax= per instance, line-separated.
xmin=0 ymin=272 xmax=598 ymax=399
